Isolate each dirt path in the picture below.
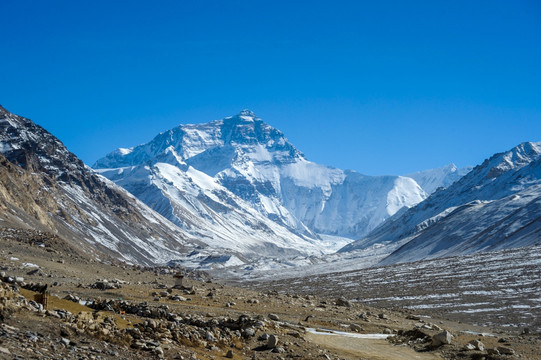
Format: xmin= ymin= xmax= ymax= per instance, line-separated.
xmin=305 ymin=331 xmax=442 ymax=360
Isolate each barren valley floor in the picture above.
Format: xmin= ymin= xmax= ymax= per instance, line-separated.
xmin=1 ymin=228 xmax=540 ymax=360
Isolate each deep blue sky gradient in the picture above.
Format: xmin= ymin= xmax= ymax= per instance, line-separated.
xmin=1 ymin=0 xmax=540 ymax=175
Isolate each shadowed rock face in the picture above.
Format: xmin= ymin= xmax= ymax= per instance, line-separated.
xmin=0 ymin=105 xmax=196 ymax=265
xmin=0 ymin=105 xmax=131 ymax=214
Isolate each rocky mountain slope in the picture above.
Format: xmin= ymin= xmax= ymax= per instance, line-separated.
xmin=94 ymin=110 xmax=427 ymax=257
xmin=0 ymin=105 xmax=199 ymax=265
xmin=341 ymin=142 xmax=541 ymax=264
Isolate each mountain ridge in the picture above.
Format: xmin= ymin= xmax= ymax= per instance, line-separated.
xmin=340 ymin=141 xmax=541 ymax=264
xmin=1 ymin=105 xmax=537 ymax=274
xmin=0 ymin=105 xmax=200 ymax=265
xmin=405 ymin=163 xmax=473 ymax=195
xmin=94 ymin=111 xmax=429 ymax=255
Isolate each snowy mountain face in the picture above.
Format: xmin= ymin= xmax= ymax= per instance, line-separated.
xmin=0 ymin=105 xmax=198 ymax=265
xmin=406 ymin=164 xmax=472 ymax=195
xmin=341 ymin=142 xmax=541 ymax=265
xmin=3 ymin=104 xmax=536 ymax=275
xmin=94 ymin=110 xmax=427 ymax=260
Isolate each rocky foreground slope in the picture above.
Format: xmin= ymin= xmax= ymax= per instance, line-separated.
xmin=1 ymin=227 xmax=539 ymax=360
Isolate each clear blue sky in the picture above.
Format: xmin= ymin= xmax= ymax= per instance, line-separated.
xmin=1 ymin=0 xmax=540 ymax=175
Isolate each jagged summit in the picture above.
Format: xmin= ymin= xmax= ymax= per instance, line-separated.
xmin=221 ymin=110 xmax=261 ymax=126
xmin=406 ymin=163 xmax=472 ymax=195
xmin=217 ymin=111 xmax=294 ymax=151
xmin=484 ymin=141 xmax=540 ymax=179
xmin=94 ymin=111 xmax=427 ymax=252
xmin=0 ymin=104 xmax=76 ymax=176
xmin=239 ymin=109 xmax=256 ymax=116
xmin=94 ymin=111 xmax=303 ymax=169
xmin=234 ymin=109 xmax=258 ymax=119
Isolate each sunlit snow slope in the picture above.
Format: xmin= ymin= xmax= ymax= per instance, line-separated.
xmin=406 ymin=163 xmax=472 ymax=195
xmin=94 ymin=110 xmax=427 ymax=257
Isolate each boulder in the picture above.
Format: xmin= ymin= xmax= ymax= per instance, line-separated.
xmin=497 ymin=346 xmax=515 ymax=355
xmin=26 ymin=268 xmax=44 ymax=276
xmin=267 ymin=334 xmax=279 ymax=349
xmin=469 ymin=339 xmax=485 ymax=351
xmin=358 ymin=312 xmax=368 ymax=320
xmin=242 ymin=327 xmax=256 ymax=338
xmin=432 ymin=330 xmax=453 ymax=346
xmin=336 ymin=296 xmax=351 ymax=307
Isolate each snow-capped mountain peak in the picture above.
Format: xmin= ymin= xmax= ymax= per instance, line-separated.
xmin=406 ymin=163 xmax=472 ymax=195
xmin=485 ymin=141 xmax=540 ymax=179
xmin=232 ymin=109 xmax=258 ymax=120
xmin=95 ymin=111 xmax=429 ymax=260
xmin=94 ymin=110 xmax=304 ymax=170
xmin=341 ymin=141 xmax=541 ymax=265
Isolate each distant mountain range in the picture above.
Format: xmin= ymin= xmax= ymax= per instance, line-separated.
xmin=341 ymin=141 xmax=541 ymax=265
xmin=406 ymin=163 xmax=472 ymax=195
xmin=1 ymin=105 xmax=537 ymax=272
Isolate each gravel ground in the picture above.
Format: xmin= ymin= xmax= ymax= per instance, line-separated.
xmin=243 ymin=245 xmax=541 ymax=334
xmin=2 ymin=228 xmax=541 ymax=359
